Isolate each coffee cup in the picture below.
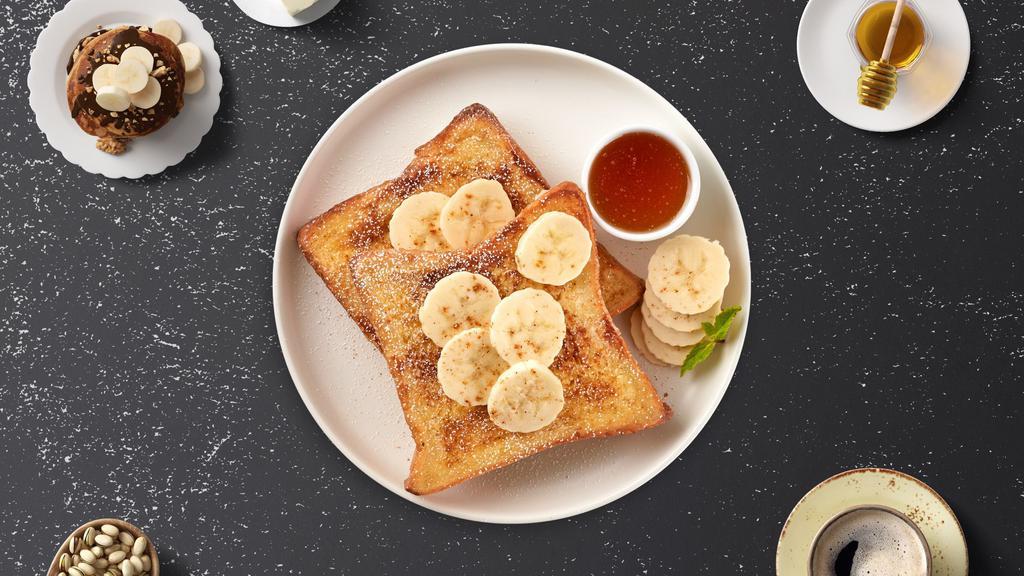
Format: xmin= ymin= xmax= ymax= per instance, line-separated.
xmin=808 ymin=505 xmax=931 ymax=576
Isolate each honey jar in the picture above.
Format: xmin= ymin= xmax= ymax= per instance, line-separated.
xmin=848 ymin=0 xmax=931 ymax=73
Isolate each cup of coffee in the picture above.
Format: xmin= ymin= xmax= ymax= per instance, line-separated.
xmin=808 ymin=505 xmax=931 ymax=576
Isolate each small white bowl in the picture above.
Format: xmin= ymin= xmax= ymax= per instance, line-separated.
xmin=580 ymin=125 xmax=701 ymax=242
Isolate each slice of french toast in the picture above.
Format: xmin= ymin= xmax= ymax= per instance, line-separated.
xmin=350 ymin=182 xmax=670 ymax=495
xmin=296 ymin=104 xmax=642 ymax=346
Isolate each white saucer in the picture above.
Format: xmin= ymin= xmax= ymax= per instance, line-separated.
xmin=231 ymin=0 xmax=341 ymax=28
xmin=28 ymin=0 xmax=222 ymax=179
xmin=777 ymin=468 xmax=968 ymax=575
xmin=797 ymin=0 xmax=970 ymax=132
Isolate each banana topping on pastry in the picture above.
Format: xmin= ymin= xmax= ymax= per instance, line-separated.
xmin=489 ymin=288 xmax=566 ymax=367
xmin=389 ymin=192 xmax=452 ymax=251
xmin=418 ymin=272 xmax=502 ymax=347
xmin=440 ymin=179 xmax=515 ymax=249
xmin=487 ymin=361 xmax=565 ymax=433
xmin=65 ymin=20 xmax=208 ymax=155
xmin=515 ymin=211 xmax=593 ymax=286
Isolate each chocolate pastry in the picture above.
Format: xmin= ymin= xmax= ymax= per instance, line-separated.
xmin=66 ymin=26 xmax=186 ymax=154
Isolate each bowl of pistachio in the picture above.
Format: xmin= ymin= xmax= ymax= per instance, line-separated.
xmin=47 ymin=518 xmax=158 ymax=576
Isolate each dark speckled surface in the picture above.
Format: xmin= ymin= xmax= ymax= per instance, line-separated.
xmin=2 ymin=0 xmax=1022 ymax=573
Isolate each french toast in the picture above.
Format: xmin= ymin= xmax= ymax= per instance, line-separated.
xmin=349 ymin=183 xmax=670 ymax=495
xmin=296 ymin=104 xmax=642 ymax=346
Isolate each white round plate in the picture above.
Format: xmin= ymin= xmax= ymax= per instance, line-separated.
xmin=231 ymin=0 xmax=341 ymax=27
xmin=273 ymin=44 xmax=751 ymax=523
xmin=797 ymin=0 xmax=970 ymax=132
xmin=777 ymin=468 xmax=968 ymax=576
xmin=28 ymin=0 xmax=222 ymax=179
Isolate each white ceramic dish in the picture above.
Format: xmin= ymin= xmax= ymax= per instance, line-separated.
xmin=778 ymin=468 xmax=968 ymax=576
xmin=273 ymin=44 xmax=751 ymax=524
xmin=580 ymin=125 xmax=701 ymax=242
xmin=28 ymin=0 xmax=222 ymax=179
xmin=231 ymin=0 xmax=341 ymax=28
xmin=797 ymin=0 xmax=970 ymax=132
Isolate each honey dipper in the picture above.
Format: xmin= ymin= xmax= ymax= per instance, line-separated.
xmin=857 ymin=0 xmax=906 ymax=110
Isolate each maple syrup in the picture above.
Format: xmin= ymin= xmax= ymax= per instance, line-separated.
xmin=587 ymin=131 xmax=689 ymax=233
xmin=854 ymin=1 xmax=926 ymax=70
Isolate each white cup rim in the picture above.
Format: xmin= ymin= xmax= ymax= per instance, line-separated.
xmin=579 ymin=125 xmax=701 ymax=242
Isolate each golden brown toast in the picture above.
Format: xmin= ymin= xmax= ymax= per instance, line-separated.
xmin=350 ymin=182 xmax=670 ymax=495
xmin=296 ymin=104 xmax=642 ymax=346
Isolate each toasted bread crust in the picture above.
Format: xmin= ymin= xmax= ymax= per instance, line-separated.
xmin=296 ymin=104 xmax=642 ymax=346
xmin=350 ymin=183 xmax=670 ymax=495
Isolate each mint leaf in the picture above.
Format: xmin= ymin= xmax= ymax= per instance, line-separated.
xmin=704 ymin=306 xmax=741 ymax=342
xmin=680 ymin=340 xmax=716 ymax=374
xmin=680 ymin=306 xmax=742 ymax=376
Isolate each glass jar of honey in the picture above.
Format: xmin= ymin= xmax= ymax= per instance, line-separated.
xmin=848 ymin=0 xmax=931 ymax=74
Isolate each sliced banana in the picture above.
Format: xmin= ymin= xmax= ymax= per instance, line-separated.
xmin=177 ymin=42 xmax=202 ymax=73
xmin=641 ymin=303 xmax=705 ymax=347
xmin=388 ymin=192 xmax=451 ymax=251
xmin=120 ymin=46 xmax=154 ymax=73
xmin=437 ymin=328 xmax=509 ymax=406
xmin=419 ymin=272 xmax=501 ymax=347
xmin=487 ymin=360 xmax=565 ymax=433
xmin=91 ymin=63 xmax=118 ymax=89
xmin=153 ymin=19 xmax=182 ymax=44
xmin=629 ymin=308 xmax=669 ymax=367
xmin=129 ymin=77 xmax=162 ymax=109
xmin=94 ymin=85 xmax=130 ymax=112
xmin=515 ymin=211 xmax=593 ymax=286
xmin=648 ymin=234 xmax=730 ymax=315
xmin=644 ymin=282 xmax=721 ymax=333
xmin=639 ymin=313 xmax=694 ymax=366
xmin=112 ymin=59 xmax=149 ymax=94
xmin=439 ymin=179 xmax=515 ymax=249
xmin=489 ymin=288 xmax=566 ymax=367
xmin=184 ymin=67 xmax=205 ymax=95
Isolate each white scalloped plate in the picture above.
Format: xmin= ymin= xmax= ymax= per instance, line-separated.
xmin=273 ymin=44 xmax=751 ymax=524
xmin=28 ymin=0 xmax=222 ymax=179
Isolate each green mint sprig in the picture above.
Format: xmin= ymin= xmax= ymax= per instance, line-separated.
xmin=680 ymin=306 xmax=742 ymax=376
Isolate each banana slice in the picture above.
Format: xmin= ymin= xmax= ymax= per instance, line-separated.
xmin=419 ymin=272 xmax=501 ymax=347
xmin=91 ymin=63 xmax=118 ymax=89
xmin=489 ymin=288 xmax=566 ymax=366
xmin=129 ymin=77 xmax=162 ymax=109
xmin=177 ymin=42 xmax=202 ymax=73
xmin=437 ymin=328 xmax=509 ymax=406
xmin=184 ymin=67 xmax=205 ymax=95
xmin=644 ymin=282 xmax=721 ymax=332
xmin=641 ymin=303 xmax=705 ymax=347
xmin=487 ymin=360 xmax=565 ymax=433
xmin=94 ymin=85 xmax=130 ymax=112
xmin=629 ymin=308 xmax=669 ymax=367
xmin=153 ymin=19 xmax=182 ymax=44
xmin=439 ymin=179 xmax=515 ymax=249
xmin=120 ymin=46 xmax=154 ymax=73
xmin=112 ymin=59 xmax=149 ymax=94
xmin=388 ymin=192 xmax=451 ymax=251
xmin=648 ymin=235 xmax=730 ymax=315
xmin=515 ymin=211 xmax=593 ymax=286
xmin=639 ymin=313 xmax=694 ymax=366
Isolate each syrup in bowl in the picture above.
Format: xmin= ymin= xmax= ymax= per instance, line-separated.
xmin=584 ymin=129 xmax=698 ymax=241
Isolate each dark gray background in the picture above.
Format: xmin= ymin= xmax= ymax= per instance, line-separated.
xmin=2 ymin=0 xmax=1021 ymax=573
